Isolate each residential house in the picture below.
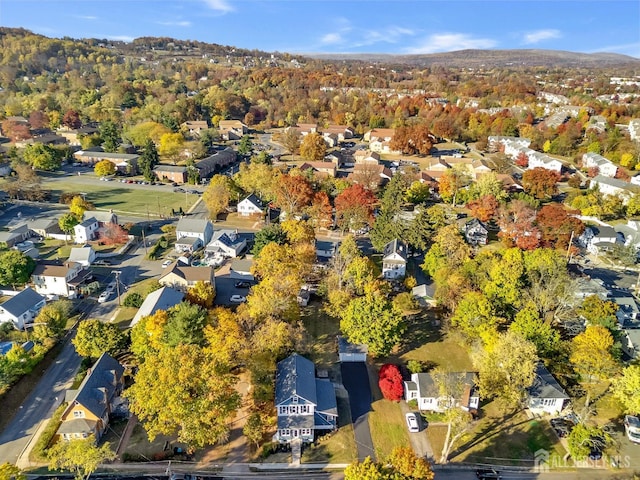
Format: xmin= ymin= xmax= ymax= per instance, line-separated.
xmin=487 ymin=136 xmax=531 ymax=155
xmin=31 ymin=261 xmax=91 ymax=298
xmin=582 ymin=152 xmax=618 ymax=178
xmin=336 ymin=335 xmax=367 ymax=363
xmin=590 ymin=175 xmax=637 ymax=204
xmin=369 ymin=139 xmax=401 ymax=154
xmin=84 ymin=210 xmax=117 ymax=226
xmin=471 ymin=159 xmax=492 ymax=177
xmin=130 ymin=286 xmax=184 ymax=327
xmin=56 ymin=125 xmax=99 ymax=146
xmin=464 ymin=219 xmax=489 ymax=246
xmin=579 ymin=225 xmax=622 ymax=255
xmin=348 ymin=164 xmax=392 ymax=190
xmin=404 ymin=372 xmax=479 ymax=413
xmin=238 ymin=194 xmax=266 ymax=217
xmin=364 ymin=128 xmax=395 ymax=143
xmin=205 ymin=229 xmax=247 ymax=258
xmin=28 ymin=218 xmax=62 ymax=239
xmin=382 ymin=239 xmax=408 ymax=279
xmin=297 ymin=288 xmax=311 ymax=307
xmin=527 ymin=151 xmax=563 ymax=173
xmin=0 ymin=287 xmax=46 ymax=330
xmin=294 ymin=123 xmax=318 ymax=136
xmin=175 ymin=218 xmax=213 ymax=253
xmin=154 ymin=165 xmax=187 ymax=184
xmin=629 ymin=118 xmax=640 ymax=142
xmin=612 ymin=295 xmax=640 ymax=328
xmin=424 ymin=158 xmax=450 ymax=171
xmin=325 ymin=152 xmax=345 ymax=168
xmin=322 ymin=125 xmax=354 ymax=142
xmin=298 ymin=161 xmax=337 ymax=178
xmin=181 ymin=120 xmax=209 ymax=138
xmin=0 ymin=225 xmax=31 ymax=248
xmin=412 ymin=283 xmax=437 ymax=307
xmin=316 ymin=240 xmax=338 ymax=259
xmin=56 ymin=353 xmax=125 ymax=442
xmin=219 ymin=120 xmax=247 ymax=141
xmin=527 ymin=363 xmax=569 ymax=415
xmin=68 ymin=245 xmax=96 ymax=267
xmin=73 ymin=150 xmax=139 ymax=173
xmin=74 ymin=217 xmax=99 ymax=244
xmin=229 ymin=258 xmax=254 ymax=281
xmin=321 ymin=132 xmax=339 ymax=148
xmin=353 ymin=150 xmax=380 ymax=165
xmin=196 ymin=148 xmax=236 ymax=179
xmin=273 ymin=353 xmax=338 ymax=444
xmin=615 ymin=219 xmax=640 ymax=251
xmin=159 ymin=263 xmax=215 ymax=292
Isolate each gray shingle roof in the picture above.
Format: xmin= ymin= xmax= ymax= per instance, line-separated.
xmin=528 ymin=363 xmax=569 ymax=400
xmin=275 ymin=354 xmax=316 ymax=405
xmin=315 ymin=379 xmax=337 ymax=416
xmin=337 ymin=335 xmax=368 ymax=355
xmin=0 ymin=287 xmax=45 ymax=317
xmin=383 ymin=239 xmax=408 ymax=261
xmin=130 ymin=287 xmax=184 ymax=327
xmin=176 ymin=218 xmax=211 ymax=234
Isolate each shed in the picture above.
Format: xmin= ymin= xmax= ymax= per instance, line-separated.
xmin=337 ymin=335 xmax=368 ymax=362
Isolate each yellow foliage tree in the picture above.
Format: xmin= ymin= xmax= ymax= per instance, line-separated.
xmin=93 ymin=159 xmax=115 ymax=177
xmin=158 ymin=132 xmax=185 ymax=164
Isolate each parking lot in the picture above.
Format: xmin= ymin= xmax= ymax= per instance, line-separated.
xmin=213 ymin=261 xmax=254 ymax=306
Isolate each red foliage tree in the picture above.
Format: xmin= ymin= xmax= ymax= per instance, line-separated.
xmin=28 ymin=110 xmax=49 ymax=130
xmin=334 ymin=184 xmax=376 ymax=232
xmin=99 ymin=223 xmax=129 ymax=245
xmin=379 ymin=364 xmax=404 ymax=401
xmin=514 ymin=152 xmax=529 ymax=168
xmin=467 ymin=194 xmax=499 ymax=222
xmin=1 ymin=120 xmax=31 ymax=141
xmin=62 ymin=109 xmax=82 ymax=129
xmin=535 ymin=203 xmax=585 ymax=249
xmin=587 ymin=166 xmax=600 ymax=178
xmin=272 ymin=174 xmax=313 ymax=217
xmin=521 ymin=167 xmax=560 ymax=199
xmin=497 ymin=199 xmax=540 ymax=250
xmin=308 ymin=191 xmax=333 ymax=229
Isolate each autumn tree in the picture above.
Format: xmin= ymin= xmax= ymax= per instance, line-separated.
xmin=389 ymin=124 xmax=434 ymax=155
xmin=234 ymin=162 xmax=278 ymax=201
xmin=300 ymin=132 xmax=327 ymax=162
xmin=476 ymin=331 xmax=538 ymax=409
xmin=496 ymin=199 xmax=540 ymax=250
xmin=467 ymin=194 xmax=499 ymax=222
xmin=98 ymin=223 xmax=129 ymax=245
xmin=202 ymin=174 xmax=232 ymax=220
xmin=32 ymin=300 xmax=72 ymax=340
xmin=69 ymin=196 xmax=94 ymax=218
xmin=509 ymin=302 xmax=560 ymax=358
xmin=203 ymin=308 xmax=246 ymax=366
xmin=612 ymin=365 xmax=640 ymax=414
xmin=378 ymin=364 xmax=404 ymax=401
xmin=570 ymin=325 xmax=618 ymax=385
xmin=72 ymin=319 xmax=127 ymax=358
xmin=281 ymin=128 xmax=301 ymax=156
xmin=341 ymin=293 xmax=404 ymax=357
xmin=272 ymin=174 xmax=313 ymax=217
xmin=1 ymin=120 xmax=31 ymax=141
xmin=281 ymin=218 xmax=315 ymax=245
xmin=0 ymin=250 xmax=36 ymax=289
xmin=438 ymin=169 xmax=470 ymax=206
xmin=450 ymin=291 xmax=501 ymax=342
xmin=0 ymin=463 xmax=25 ymax=480
xmin=125 ymin=344 xmax=240 ymax=448
xmin=94 ymin=159 xmax=116 ymax=177
xmin=522 ymin=167 xmax=560 ymax=199
xmin=22 ymin=144 xmax=61 ymax=171
xmin=334 ymin=184 xmax=376 ymax=233
xmin=421 ymin=224 xmax=472 ymax=277
xmin=129 ymin=310 xmax=169 ymax=361
xmin=62 ymin=109 xmax=82 ymax=129
xmin=126 ymin=121 xmax=171 ymax=146
xmin=47 ymin=436 xmax=115 ymax=480
xmin=535 ymin=203 xmax=584 ymax=249
xmin=158 ymin=132 xmax=185 ymax=164
xmin=578 ymin=295 xmax=619 ymax=331
xmin=307 ymin=191 xmax=333 ymax=229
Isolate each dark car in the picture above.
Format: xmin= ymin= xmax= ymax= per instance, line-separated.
xmin=589 ymin=448 xmax=603 ymax=461
xmin=476 ymin=469 xmax=501 ymax=479
xmin=235 ymin=281 xmax=251 ymax=288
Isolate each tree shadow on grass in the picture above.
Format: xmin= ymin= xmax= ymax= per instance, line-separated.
xmin=394 ymin=310 xmax=444 ymax=356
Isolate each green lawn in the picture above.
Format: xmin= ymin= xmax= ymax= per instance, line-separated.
xmin=40 ymin=179 xmax=199 ymax=217
xmin=300 ymin=302 xmax=341 ymax=369
xmin=368 ymin=399 xmax=410 ymax=461
xmin=301 ymin=396 xmax=357 ymax=463
xmin=111 ymin=278 xmax=162 ymax=329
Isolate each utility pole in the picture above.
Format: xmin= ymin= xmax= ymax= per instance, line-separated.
xmin=114 ymin=270 xmax=122 ymax=306
xmin=141 ymin=228 xmax=148 ymax=255
xmin=566 ymin=230 xmax=575 ymax=262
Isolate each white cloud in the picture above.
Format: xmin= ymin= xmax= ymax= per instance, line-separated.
xmin=523 ymin=29 xmax=561 ymax=45
xmin=73 ymin=15 xmax=98 ymax=21
xmin=202 ymin=0 xmax=234 ymax=13
xmin=321 ymin=33 xmax=343 ymax=45
xmin=405 ymin=33 xmax=497 ymax=54
xmin=100 ymin=34 xmax=135 ymax=43
xmin=158 ymin=20 xmax=192 ymax=27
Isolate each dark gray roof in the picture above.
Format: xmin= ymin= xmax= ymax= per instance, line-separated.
xmin=131 ymin=286 xmax=184 ymax=327
xmin=231 ymin=258 xmax=253 ymax=273
xmin=79 ymin=217 xmax=97 ymax=228
xmin=0 ymin=287 xmax=45 ymax=317
xmin=466 ymin=218 xmax=488 ymax=232
xmin=528 ymin=363 xmax=569 ymax=400
xmin=337 ymin=335 xmax=368 ymax=355
xmin=175 ymin=236 xmax=201 ymax=246
xmin=275 ymin=354 xmax=316 ymax=406
xmin=383 ymin=239 xmax=408 ymax=261
xmin=277 ymin=415 xmax=315 ymax=429
xmin=242 ymin=193 xmax=265 ymax=209
xmin=66 ymin=353 xmax=123 ymax=420
xmin=210 ymin=230 xmax=244 ymax=248
xmin=177 ymin=217 xmax=211 ymax=234
xmin=154 ymin=164 xmax=187 ymax=173
xmin=56 ymin=418 xmax=98 ymax=434
xmin=415 ymin=372 xmax=476 ymax=399
xmin=315 ymin=379 xmax=337 ymax=416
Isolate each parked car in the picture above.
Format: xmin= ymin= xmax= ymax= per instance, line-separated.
xmin=93 ymin=259 xmax=111 ymax=266
xmin=97 ymin=291 xmax=111 ymax=303
xmin=234 ymin=281 xmax=251 ymax=288
xmin=405 ymin=412 xmax=419 ymax=433
xmin=162 ymin=259 xmax=173 ymax=268
xmin=475 ymin=469 xmax=501 ymax=479
xmin=230 ymin=295 xmax=247 ymax=303
xmin=624 ymin=415 xmax=640 ymax=443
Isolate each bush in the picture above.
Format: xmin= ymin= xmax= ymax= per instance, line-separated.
xmin=123 ymin=292 xmax=143 ymax=308
xmin=30 ymin=402 xmax=67 ymax=462
xmin=378 ymin=364 xmax=404 ymax=401
xmin=407 ymin=360 xmax=424 ymax=374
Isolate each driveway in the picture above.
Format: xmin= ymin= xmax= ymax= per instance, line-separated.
xmin=398 ymin=401 xmax=435 ymax=461
xmin=340 ymin=362 xmax=375 ymax=462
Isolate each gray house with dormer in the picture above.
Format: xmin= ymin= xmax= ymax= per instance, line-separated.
xmin=273 ymin=354 xmax=337 ymax=444
xmin=175 ymin=218 xmax=214 ymax=253
xmin=382 ymin=239 xmax=408 ymax=279
xmin=527 ymin=363 xmax=569 ymax=415
xmin=0 ymin=287 xmax=46 ymax=330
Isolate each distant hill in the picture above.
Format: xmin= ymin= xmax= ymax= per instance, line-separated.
xmin=306 ymin=49 xmax=640 ymax=68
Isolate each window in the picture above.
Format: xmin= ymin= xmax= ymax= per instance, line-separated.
xmin=300 ymin=405 xmax=309 ymax=414
xmin=73 ymin=410 xmax=84 ymax=418
xmin=301 ymin=428 xmax=312 ymax=436
xmin=541 ymin=398 xmax=555 ymax=407
xmin=281 ymin=429 xmax=290 ymax=437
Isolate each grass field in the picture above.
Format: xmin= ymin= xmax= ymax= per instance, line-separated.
xmin=40 ymin=179 xmax=200 ymax=217
xmin=368 ymin=399 xmax=411 ymax=460
xmin=300 ymin=303 xmax=340 ymax=369
xmin=301 ymin=396 xmax=357 ymax=463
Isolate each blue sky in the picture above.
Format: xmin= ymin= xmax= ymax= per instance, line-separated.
xmin=2 ymin=0 xmax=639 ymax=58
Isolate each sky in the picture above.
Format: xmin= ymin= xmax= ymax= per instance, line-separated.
xmin=1 ymin=0 xmax=639 ymax=58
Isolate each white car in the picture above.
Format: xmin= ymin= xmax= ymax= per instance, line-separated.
xmin=230 ymin=295 xmax=247 ymax=303
xmin=405 ymin=412 xmax=420 ymax=433
xmin=162 ymin=259 xmax=173 ymax=268
xmin=97 ymin=291 xmax=111 ymax=303
xmin=625 ymin=415 xmax=640 ymax=443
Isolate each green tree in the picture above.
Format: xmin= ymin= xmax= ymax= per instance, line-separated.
xmin=578 ymin=295 xmax=619 ymax=331
xmin=158 ymin=132 xmax=185 ymax=164
xmin=124 ymin=344 xmax=240 ymax=448
xmin=0 ymin=463 xmax=25 ymax=480
xmin=509 ymin=302 xmax=560 ymax=357
xmin=123 ymin=292 xmax=143 ymax=308
xmin=138 ymin=139 xmax=159 ymax=182
xmin=243 ymin=412 xmax=267 ymax=448
xmin=238 ymin=135 xmax=253 ymax=156
xmin=72 ymin=319 xmax=127 ymax=358
xmin=47 ymin=436 xmax=115 ymax=480
xmin=422 ymin=224 xmax=471 ymax=277
xmin=341 ymin=293 xmax=404 ymax=357
xmin=450 ymin=291 xmax=501 ymax=341
xmin=252 ymin=151 xmax=272 ymax=165
xmin=0 ymin=250 xmax=35 ymax=289
xmin=567 ymin=424 xmax=609 ymax=461
xmin=93 ymin=159 xmax=116 ymax=177
xmin=58 ymin=213 xmax=80 ymax=244
xmin=202 ymin=175 xmax=231 ymax=220
xmin=164 ymin=301 xmax=208 ymax=347
xmin=99 ymin=120 xmax=121 ymax=152
xmin=22 ymin=144 xmax=61 ymax=171
xmin=570 ymin=325 xmax=618 ymax=383
xmin=32 ymin=300 xmax=72 ymax=340
xmin=612 ymin=365 xmax=640 ymax=414
xmin=252 ymin=224 xmax=287 ymax=256
xmin=300 ymin=132 xmax=327 ymax=162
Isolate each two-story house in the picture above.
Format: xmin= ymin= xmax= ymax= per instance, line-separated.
xmin=0 ymin=287 xmax=46 ymax=330
xmin=57 ymin=353 xmax=125 ymax=442
xmin=382 ymin=239 xmax=408 ymax=279
xmin=175 ymin=218 xmax=214 ymax=253
xmin=74 ymin=217 xmax=99 ymax=244
xmin=218 ymin=120 xmax=247 ymax=141
xmin=205 ymin=229 xmax=247 ymax=258
xmin=31 ymin=261 xmax=91 ymax=298
xmin=404 ymin=371 xmax=479 ymax=413
xmin=274 ymin=354 xmax=337 ymax=444
xmin=238 ymin=194 xmax=266 ymax=217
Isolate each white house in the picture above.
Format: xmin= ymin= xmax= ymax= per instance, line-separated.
xmin=382 ymin=239 xmax=408 ymax=279
xmin=527 ymin=363 xmax=569 ymax=415
xmin=205 ymin=230 xmax=246 ymax=258
xmin=74 ymin=218 xmax=99 ymax=244
xmin=273 ymin=354 xmax=337 ymax=444
xmin=0 ymin=287 xmax=46 ymax=330
xmin=31 ymin=261 xmax=91 ymax=298
xmin=238 ymin=194 xmax=266 ymax=217
xmin=68 ymin=245 xmax=96 ymax=267
xmin=404 ymin=372 xmax=479 ymax=413
xmin=527 ymin=152 xmax=563 ymax=173
xmin=590 ymin=175 xmax=637 ymax=204
xmin=175 ymin=218 xmax=213 ymax=253
xmin=582 ymin=152 xmax=618 ymax=178
xmin=629 ymin=118 xmax=640 ymax=142
xmin=488 ymin=136 xmax=531 ymax=156
xmin=579 ymin=225 xmax=621 ymax=255
xmin=336 ymin=335 xmax=367 ymax=362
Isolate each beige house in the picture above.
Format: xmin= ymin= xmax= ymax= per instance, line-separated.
xmin=159 ymin=262 xmax=215 ymax=292
xmin=219 ymin=120 xmax=247 ymax=140
xmin=181 ymin=120 xmax=209 ymax=138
